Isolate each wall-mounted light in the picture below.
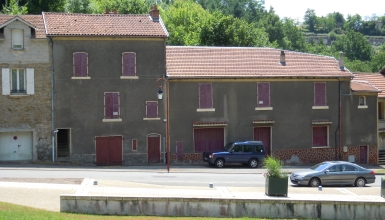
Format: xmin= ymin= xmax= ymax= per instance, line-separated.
xmin=157 ymin=89 xmax=163 ymax=100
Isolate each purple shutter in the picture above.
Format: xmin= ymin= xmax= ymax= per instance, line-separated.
xmin=80 ymin=53 xmax=87 ymax=76
xmin=105 ymin=93 xmax=113 ymax=119
xmin=147 ymin=101 xmax=157 ymax=118
xmin=176 ymin=141 xmax=183 ymax=160
xmin=132 ymin=139 xmax=137 ymax=151
xmin=199 ymin=83 xmax=212 ymax=108
xmin=257 ymin=83 xmax=270 ymax=107
xmin=122 ymin=53 xmax=135 ymax=76
xmin=73 ymin=53 xmax=81 ymax=77
xmin=112 ymin=93 xmax=119 ymax=118
xmin=313 ymin=126 xmax=327 ymax=146
xmin=314 ymin=82 xmax=326 ymax=106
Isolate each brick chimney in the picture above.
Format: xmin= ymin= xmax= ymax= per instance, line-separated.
xmin=149 ymin=5 xmax=159 ymax=22
xmin=339 ymin=51 xmax=344 ymax=70
xmin=280 ymin=51 xmax=286 ymax=66
xmin=104 ymin=8 xmax=109 ymax=14
xmin=113 ymin=9 xmax=117 ymax=14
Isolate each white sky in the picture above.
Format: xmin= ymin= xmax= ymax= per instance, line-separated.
xmin=264 ymin=0 xmax=385 ymax=22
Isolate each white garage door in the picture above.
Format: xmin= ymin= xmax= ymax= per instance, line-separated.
xmin=0 ymin=132 xmax=33 ymax=161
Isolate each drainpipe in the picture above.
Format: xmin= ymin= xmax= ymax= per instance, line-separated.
xmin=49 ymin=36 xmax=56 ymax=162
xmin=335 ymin=80 xmax=341 ymax=160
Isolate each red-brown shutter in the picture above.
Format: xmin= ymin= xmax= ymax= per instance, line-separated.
xmin=132 ymin=139 xmax=137 ymax=151
xmin=257 ymin=83 xmax=270 ymax=107
xmin=104 ymin=93 xmax=113 ymax=119
xmin=312 ymin=126 xmax=327 ymax=146
xmin=199 ymin=83 xmax=212 ymax=108
xmin=176 ymin=141 xmax=184 ymax=160
xmin=112 ymin=93 xmax=119 ymax=118
xmin=73 ymin=53 xmax=87 ymax=77
xmin=122 ymin=53 xmax=135 ymax=76
xmin=146 ymin=101 xmax=157 ymax=118
xmin=314 ymin=82 xmax=326 ymax=106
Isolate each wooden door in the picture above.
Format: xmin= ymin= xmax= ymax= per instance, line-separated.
xmin=193 ymin=128 xmax=224 ymax=153
xmin=254 ymin=127 xmax=271 ymax=156
xmin=148 ymin=135 xmax=160 ymax=163
xmin=359 ymin=146 xmax=368 ymax=164
xmin=96 ymin=137 xmax=109 ymax=166
xmin=95 ymin=136 xmax=122 ymax=166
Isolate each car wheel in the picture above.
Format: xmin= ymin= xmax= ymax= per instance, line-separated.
xmin=355 ymin=177 xmax=366 ymax=187
xmin=248 ymin=159 xmax=259 ymax=168
xmin=309 ymin=177 xmax=321 ymax=187
xmin=215 ymin=159 xmax=224 ymax=168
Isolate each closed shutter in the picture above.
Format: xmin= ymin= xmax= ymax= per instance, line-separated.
xmin=12 ymin=29 xmax=23 ymax=49
xmin=132 ymin=139 xmax=137 ymax=151
xmin=176 ymin=141 xmax=183 ymax=160
xmin=73 ymin=53 xmax=88 ymax=77
xmin=253 ymin=127 xmax=271 ymax=155
xmin=199 ymin=83 xmax=213 ymax=108
xmin=194 ymin=128 xmax=224 ymax=152
xmin=2 ymin=68 xmax=10 ymax=95
xmin=104 ymin=93 xmax=113 ymax=119
xmin=122 ymin=53 xmax=136 ymax=76
xmin=313 ymin=126 xmax=327 ymax=146
xmin=314 ymin=82 xmax=326 ymax=106
xmin=112 ymin=93 xmax=119 ymax=118
xmin=257 ymin=82 xmax=270 ymax=107
xmin=146 ymin=101 xmax=157 ymax=118
xmin=26 ymin=68 xmax=34 ymax=95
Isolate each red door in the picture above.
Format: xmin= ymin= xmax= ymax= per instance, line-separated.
xmin=176 ymin=141 xmax=184 ymax=161
xmin=148 ymin=135 xmax=160 ymax=163
xmin=254 ymin=127 xmax=271 ymax=155
xmin=95 ymin=136 xmax=122 ymax=166
xmin=359 ymin=146 xmax=368 ymax=164
xmin=194 ymin=128 xmax=224 ymax=153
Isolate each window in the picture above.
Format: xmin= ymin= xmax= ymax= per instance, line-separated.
xmin=313 ymin=82 xmax=327 ymax=107
xmin=312 ymin=126 xmax=328 ymax=147
xmin=2 ymin=68 xmax=34 ymax=95
xmin=233 ymin=145 xmax=242 ymax=152
xmin=244 ymin=145 xmax=252 ymax=153
xmin=144 ymin=101 xmax=159 ymax=120
xmin=257 ymin=82 xmax=270 ymax=107
xmin=328 ymin=165 xmax=340 ymax=172
xmin=121 ymin=52 xmax=137 ymax=78
xmin=379 ymin=103 xmax=384 ymax=120
xmin=103 ymin=92 xmax=121 ymax=122
xmin=12 ymin=29 xmax=23 ymax=50
xmin=198 ymin=83 xmax=214 ymax=111
xmin=73 ymin=52 xmax=89 ymax=78
xmin=132 ymin=139 xmax=137 ymax=151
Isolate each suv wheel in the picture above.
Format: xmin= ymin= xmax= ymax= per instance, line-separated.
xmin=248 ymin=159 xmax=259 ymax=168
xmin=215 ymin=159 xmax=225 ymax=168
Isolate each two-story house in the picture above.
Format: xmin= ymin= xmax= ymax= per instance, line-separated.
xmin=165 ymin=46 xmax=379 ymax=165
xmin=0 ymin=15 xmax=52 ymax=161
xmin=42 ymin=7 xmax=169 ymax=165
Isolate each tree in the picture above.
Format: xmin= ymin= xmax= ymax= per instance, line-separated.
xmin=333 ymin=31 xmax=372 ymax=61
xmin=304 ymin=8 xmax=317 ymax=32
xmin=90 ymin=0 xmax=149 ymax=14
xmin=370 ymin=51 xmax=385 ymax=72
xmin=64 ymin=0 xmax=91 ymax=13
xmin=258 ymin=7 xmax=284 ymax=47
xmin=344 ymin=14 xmax=363 ymax=32
xmin=22 ymin=0 xmax=65 ymax=13
xmin=282 ymin=18 xmax=307 ymax=51
xmin=1 ymin=0 xmax=28 ymax=14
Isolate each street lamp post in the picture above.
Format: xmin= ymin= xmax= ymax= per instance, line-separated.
xmin=156 ymin=78 xmax=170 ymax=173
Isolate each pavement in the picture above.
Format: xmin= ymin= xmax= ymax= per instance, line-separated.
xmin=0 ymin=162 xmax=384 ymax=212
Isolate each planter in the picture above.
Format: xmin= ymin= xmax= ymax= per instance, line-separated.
xmin=382 ymin=177 xmax=385 ymax=198
xmin=265 ymin=176 xmax=288 ymax=197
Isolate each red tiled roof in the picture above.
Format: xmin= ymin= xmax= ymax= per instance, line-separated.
xmin=42 ymin=12 xmax=168 ymax=37
xmin=252 ymin=118 xmax=275 ymax=124
xmin=351 ymin=80 xmax=380 ymax=93
xmin=0 ymin=15 xmax=46 ymax=38
xmin=193 ymin=121 xmax=227 ymax=126
xmin=353 ymin=73 xmax=385 ymax=97
xmin=312 ymin=119 xmax=332 ymax=124
xmin=166 ymin=46 xmax=353 ymax=78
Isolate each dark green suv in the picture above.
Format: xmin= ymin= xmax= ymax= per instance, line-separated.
xmin=203 ymin=141 xmax=266 ymax=168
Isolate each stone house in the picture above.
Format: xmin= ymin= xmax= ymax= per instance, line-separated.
xmin=42 ymin=7 xmax=169 ymax=165
xmin=165 ymin=47 xmax=379 ymax=165
xmin=0 ymin=15 xmax=52 ymax=161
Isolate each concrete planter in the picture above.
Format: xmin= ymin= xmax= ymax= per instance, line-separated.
xmin=265 ymin=176 xmax=288 ymax=197
xmin=381 ymin=177 xmax=385 ymax=198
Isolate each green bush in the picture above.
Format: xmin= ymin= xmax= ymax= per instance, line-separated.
xmin=263 ymin=156 xmax=287 ymax=178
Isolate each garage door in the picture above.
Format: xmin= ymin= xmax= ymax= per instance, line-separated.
xmin=194 ymin=128 xmax=224 ymax=153
xmin=254 ymin=127 xmax=271 ymax=155
xmin=0 ymin=132 xmax=33 ymax=161
xmin=95 ymin=136 xmax=123 ymax=166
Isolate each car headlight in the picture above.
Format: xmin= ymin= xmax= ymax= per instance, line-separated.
xmin=209 ymin=154 xmax=214 ymax=158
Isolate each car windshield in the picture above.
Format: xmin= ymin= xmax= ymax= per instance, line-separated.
xmin=224 ymin=142 xmax=234 ymax=152
xmin=310 ymin=163 xmax=331 ymax=171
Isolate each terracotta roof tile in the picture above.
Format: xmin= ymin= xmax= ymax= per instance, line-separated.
xmin=193 ymin=121 xmax=227 ymax=126
xmin=166 ymin=46 xmax=352 ymax=78
xmin=0 ymin=15 xmax=46 ymax=38
xmin=42 ymin=12 xmax=168 ymax=37
xmin=353 ymin=73 xmax=385 ymax=97
xmin=252 ymin=118 xmax=275 ymax=124
xmin=351 ymin=80 xmax=380 ymax=93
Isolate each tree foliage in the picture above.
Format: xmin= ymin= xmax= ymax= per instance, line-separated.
xmin=64 ymin=0 xmax=90 ymax=13
xmin=1 ymin=0 xmax=28 ymax=14
xmin=90 ymin=0 xmax=149 ymax=14
xmin=333 ymin=31 xmax=373 ymax=61
xmin=282 ymin=18 xmax=307 ymax=51
xmin=304 ymin=8 xmax=317 ymax=32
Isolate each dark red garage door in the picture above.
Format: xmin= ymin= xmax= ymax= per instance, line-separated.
xmin=194 ymin=128 xmax=224 ymax=153
xmin=254 ymin=127 xmax=271 ymax=156
xmin=148 ymin=135 xmax=161 ymax=163
xmin=96 ymin=136 xmax=123 ymax=166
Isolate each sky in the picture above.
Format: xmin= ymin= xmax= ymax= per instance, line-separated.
xmin=264 ymin=0 xmax=385 ymax=22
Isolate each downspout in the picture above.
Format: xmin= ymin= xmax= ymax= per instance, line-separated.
xmin=335 ymin=80 xmax=341 ymax=160
xmin=49 ymin=36 xmax=56 ymax=162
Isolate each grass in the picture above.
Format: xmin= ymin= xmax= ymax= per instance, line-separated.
xmin=0 ymin=201 xmax=304 ymax=220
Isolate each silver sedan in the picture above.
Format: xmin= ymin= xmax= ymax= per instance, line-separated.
xmin=290 ymin=161 xmax=376 ymax=187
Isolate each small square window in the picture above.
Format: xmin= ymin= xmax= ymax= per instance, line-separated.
xmin=12 ymin=29 xmax=23 ymax=50
xmin=359 ymin=96 xmax=366 ymax=106
xmin=132 ymin=139 xmax=137 ymax=151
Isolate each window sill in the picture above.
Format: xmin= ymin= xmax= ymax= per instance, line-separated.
xmin=143 ymin=117 xmax=161 ymax=120
xmin=311 ymin=146 xmax=330 ymax=149
xmin=102 ymin=118 xmax=122 ymax=122
xmin=120 ymin=76 xmax=139 ymax=79
xmin=8 ymin=94 xmax=28 ymax=98
xmin=71 ymin=76 xmax=91 ymax=80
xmin=312 ymin=106 xmax=329 ymax=110
xmin=197 ymin=108 xmax=215 ymax=112
xmin=9 ymin=49 xmax=26 ymax=52
xmin=358 ymin=105 xmax=368 ymax=109
xmin=255 ymin=107 xmax=273 ymax=111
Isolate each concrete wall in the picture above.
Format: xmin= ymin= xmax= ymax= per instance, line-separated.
xmin=60 ymin=195 xmax=385 ymax=219
xmin=0 ymin=20 xmax=52 ymax=161
xmin=52 ymin=37 xmax=166 ymax=163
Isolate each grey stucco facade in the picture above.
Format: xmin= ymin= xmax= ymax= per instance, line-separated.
xmin=52 ymin=37 xmax=167 ymax=164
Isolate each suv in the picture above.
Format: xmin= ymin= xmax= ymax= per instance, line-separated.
xmin=203 ymin=141 xmax=266 ymax=168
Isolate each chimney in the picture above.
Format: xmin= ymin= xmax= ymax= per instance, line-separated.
xmin=113 ymin=9 xmax=117 ymax=14
xmin=280 ymin=51 xmax=286 ymax=65
xmin=149 ymin=5 xmax=159 ymax=22
xmin=104 ymin=8 xmax=110 ymax=14
xmin=339 ymin=51 xmax=344 ymax=70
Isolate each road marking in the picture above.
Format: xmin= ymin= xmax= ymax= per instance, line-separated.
xmin=335 ymin=188 xmax=361 ymax=200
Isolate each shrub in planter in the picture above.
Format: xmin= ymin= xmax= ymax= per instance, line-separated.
xmin=263 ymin=156 xmax=288 ymax=197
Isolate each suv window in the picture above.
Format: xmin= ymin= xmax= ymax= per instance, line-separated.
xmin=244 ymin=145 xmax=252 ymax=153
xmin=255 ymin=145 xmax=264 ymax=153
xmin=233 ymin=145 xmax=242 ymax=152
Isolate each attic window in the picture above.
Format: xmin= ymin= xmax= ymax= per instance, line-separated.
xmin=0 ymin=28 xmax=4 ymax=38
xmin=30 ymin=28 xmax=35 ymax=38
